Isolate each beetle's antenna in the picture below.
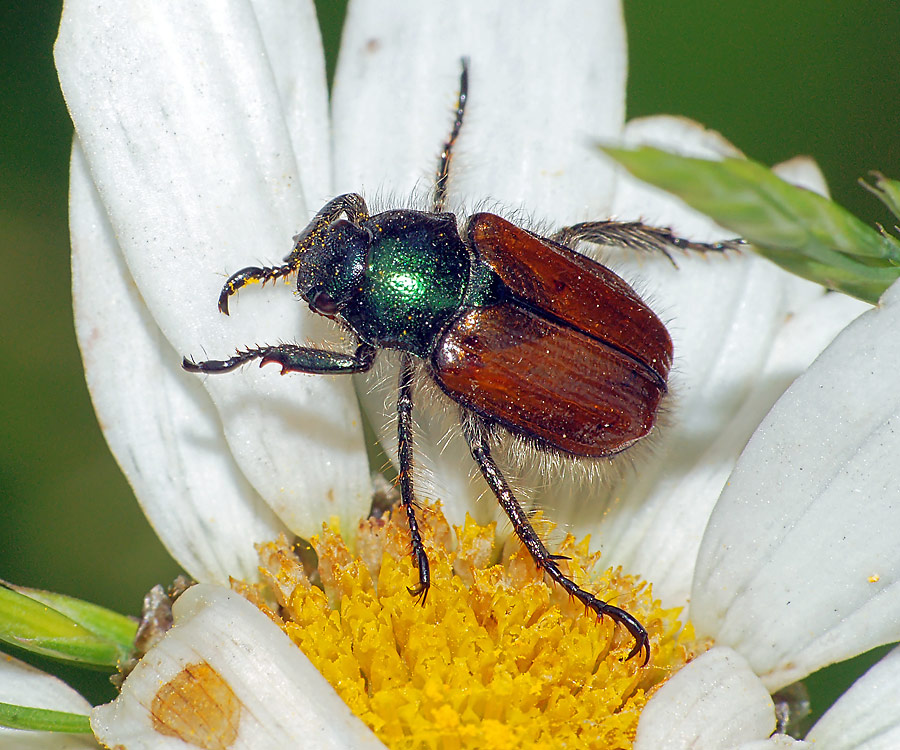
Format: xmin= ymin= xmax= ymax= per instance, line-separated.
xmin=433 ymin=57 xmax=469 ymax=214
xmin=215 ymin=193 xmax=370 ymax=315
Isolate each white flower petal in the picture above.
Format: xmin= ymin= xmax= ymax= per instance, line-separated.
xmin=0 ymin=656 xmax=91 ymax=715
xmin=335 ymin=0 xmax=628 ymax=530
xmin=0 ymin=655 xmax=97 ymax=749
xmin=244 ymin=0 xmax=332 ymax=204
xmin=668 ymin=289 xmax=868 ymax=605
xmin=613 ymin=288 xmax=866 ymax=609
xmin=334 ymin=0 xmax=625 ymax=222
xmin=806 ymin=644 xmax=900 ymax=750
xmin=561 ymin=249 xmax=791 ymax=605
xmin=736 ymin=738 xmax=811 ymax=750
xmin=692 ymin=279 xmax=900 ymax=691
xmin=70 ymin=142 xmax=287 ymax=583
xmin=56 ymin=1 xmax=371 ymax=540
xmin=634 ymin=646 xmax=774 ymax=750
xmin=443 ymin=0 xmax=627 ymax=222
xmin=91 ymin=584 xmax=386 ymax=749
xmin=555 ymin=115 xmax=830 ymax=606
xmin=0 ymin=731 xmax=98 ymax=749
xmin=772 ymin=155 xmax=831 ymax=198
xmin=247 ymin=0 xmax=332 ymax=206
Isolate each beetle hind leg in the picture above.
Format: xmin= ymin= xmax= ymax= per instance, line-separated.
xmin=461 ymin=415 xmax=650 ymax=665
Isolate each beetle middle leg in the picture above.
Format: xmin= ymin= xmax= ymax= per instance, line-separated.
xmin=460 ymin=415 xmax=651 ymax=665
xmin=552 ymin=220 xmax=744 ymax=265
xmin=397 ymin=352 xmax=431 ymax=601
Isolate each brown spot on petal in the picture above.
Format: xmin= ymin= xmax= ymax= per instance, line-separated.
xmin=151 ymin=661 xmax=241 ymax=750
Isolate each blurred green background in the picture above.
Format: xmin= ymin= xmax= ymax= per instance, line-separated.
xmin=1 ymin=0 xmax=897 ymax=719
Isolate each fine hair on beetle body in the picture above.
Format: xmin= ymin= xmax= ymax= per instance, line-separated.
xmin=351 ymin=197 xmax=673 ymax=490
xmin=184 ymin=58 xmax=742 ymax=665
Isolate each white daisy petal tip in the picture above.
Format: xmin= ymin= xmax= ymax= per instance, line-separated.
xmin=621 ymin=114 xmax=744 ymax=159
xmin=771 ymin=155 xmax=830 ymax=198
xmin=634 ymin=646 xmax=774 ymax=750
xmin=91 ymin=584 xmax=386 ymax=750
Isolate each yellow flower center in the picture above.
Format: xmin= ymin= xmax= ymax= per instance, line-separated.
xmin=235 ymin=505 xmax=701 ymax=750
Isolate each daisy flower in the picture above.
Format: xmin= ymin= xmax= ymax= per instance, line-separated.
xmin=4 ymin=0 xmax=895 ymax=747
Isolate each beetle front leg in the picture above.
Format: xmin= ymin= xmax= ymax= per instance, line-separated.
xmin=217 ymin=264 xmax=295 ymax=315
xmin=396 ymin=352 xmax=431 ymax=602
xmin=460 ymin=415 xmax=651 ymax=665
xmin=183 ymin=342 xmax=376 ymax=376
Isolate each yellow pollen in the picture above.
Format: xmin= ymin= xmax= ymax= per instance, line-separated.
xmin=235 ymin=505 xmax=702 ymax=750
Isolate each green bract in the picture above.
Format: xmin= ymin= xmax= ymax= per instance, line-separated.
xmin=0 ymin=583 xmax=136 ymax=667
xmin=0 ymin=701 xmax=92 ymax=734
xmin=602 ymin=145 xmax=900 ymax=304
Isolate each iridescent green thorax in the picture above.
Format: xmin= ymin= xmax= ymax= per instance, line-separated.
xmin=343 ymin=210 xmax=470 ymax=356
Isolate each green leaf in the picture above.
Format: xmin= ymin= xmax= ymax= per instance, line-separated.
xmin=0 ymin=586 xmax=130 ymax=667
xmin=0 ymin=701 xmax=92 ymax=733
xmin=601 ymin=145 xmax=900 ymax=304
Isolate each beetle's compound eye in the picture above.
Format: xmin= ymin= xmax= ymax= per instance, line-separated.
xmin=309 ymin=288 xmax=339 ymax=316
xmin=296 ymin=217 xmax=370 ymax=315
xmin=329 ymin=218 xmax=353 ymax=232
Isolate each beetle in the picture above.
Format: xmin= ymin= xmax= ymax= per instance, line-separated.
xmin=183 ymin=61 xmax=739 ymax=664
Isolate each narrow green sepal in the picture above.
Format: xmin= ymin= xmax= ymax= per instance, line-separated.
xmin=4 ymin=583 xmax=137 ymax=648
xmin=601 ymin=145 xmax=900 ymax=304
xmin=0 ymin=701 xmax=92 ymax=733
xmin=0 ymin=585 xmax=133 ymax=667
xmin=860 ymin=172 xmax=900 ymax=223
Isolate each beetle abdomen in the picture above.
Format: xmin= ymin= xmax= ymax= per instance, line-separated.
xmin=431 ymin=302 xmax=666 ymax=457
